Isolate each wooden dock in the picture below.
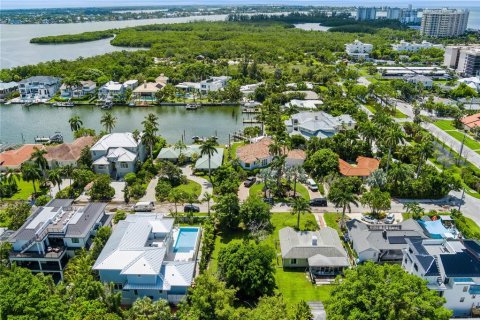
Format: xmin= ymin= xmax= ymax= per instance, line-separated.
xmin=243 ymin=118 xmax=262 ymax=124
xmin=242 ymin=108 xmax=261 ymax=114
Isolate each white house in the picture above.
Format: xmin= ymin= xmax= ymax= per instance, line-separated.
xmin=60 ymin=80 xmax=96 ymax=98
xmin=91 ymin=132 xmax=146 ymax=179
xmin=18 ymin=76 xmax=61 ymax=101
xmin=93 ymin=214 xmax=201 ymax=305
xmin=8 ymin=199 xmax=110 ymax=281
xmin=236 ymin=137 xmax=306 ymax=170
xmin=345 ymin=40 xmax=373 ymax=59
xmin=199 ymin=76 xmax=231 ymax=94
xmin=284 ymin=99 xmax=323 ymax=110
xmin=402 ymin=238 xmax=480 ymax=317
xmin=284 ymin=111 xmax=356 ymax=140
xmin=240 ymin=82 xmax=264 ymax=97
xmin=458 ymin=77 xmax=480 ymax=92
xmin=405 ymin=75 xmax=434 ymax=88
xmin=391 ymin=40 xmax=444 ymax=52
xmin=98 ymin=81 xmax=125 ymax=100
xmin=123 ymin=79 xmax=139 ymax=91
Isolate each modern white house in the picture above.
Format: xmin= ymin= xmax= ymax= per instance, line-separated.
xmin=236 ymin=137 xmax=306 ymax=170
xmin=391 ymin=40 xmax=443 ymax=52
xmin=345 ymin=40 xmax=373 ymax=59
xmin=93 ymin=214 xmax=201 ymax=305
xmin=60 ymin=80 xmax=96 ymax=98
xmin=402 ymin=238 xmax=480 ymax=317
xmin=346 ymin=219 xmax=427 ymax=263
xmin=284 ymin=99 xmax=323 ymax=110
xmin=405 ymin=75 xmax=434 ymax=88
xmin=284 ymin=111 xmax=356 ymax=140
xmin=8 ymin=199 xmax=110 ymax=281
xmin=199 ymin=76 xmax=231 ymax=94
xmin=18 ymin=76 xmax=61 ymax=101
xmin=98 ymin=80 xmax=138 ymax=100
xmin=91 ymin=132 xmax=146 ymax=179
xmin=240 ymin=82 xmax=264 ymax=97
xmin=279 ymin=227 xmax=349 ymax=281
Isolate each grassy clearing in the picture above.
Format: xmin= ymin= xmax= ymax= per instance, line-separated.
xmin=394 ymin=109 xmax=408 ymax=118
xmin=323 ymin=213 xmax=342 ymax=235
xmin=464 ymin=217 xmax=480 ymax=235
xmin=209 ymin=212 xmax=330 ymax=306
xmin=249 ymin=182 xmax=310 ymax=200
xmin=173 ymin=179 xmax=202 ymax=197
xmin=4 ymin=177 xmax=42 ymax=200
xmin=434 ymin=120 xmax=456 ymax=131
xmin=434 ymin=120 xmax=480 ymax=152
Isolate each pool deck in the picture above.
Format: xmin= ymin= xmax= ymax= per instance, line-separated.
xmin=169 ymin=227 xmax=201 ymax=262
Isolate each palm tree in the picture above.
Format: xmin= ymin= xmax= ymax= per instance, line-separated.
xmin=5 ymin=168 xmax=19 ymax=187
xmin=174 ymin=140 xmax=187 ymax=156
xmin=415 ymin=136 xmax=435 ymax=177
xmin=291 ymin=197 xmax=311 ymax=230
xmin=384 ymin=124 xmax=405 ymax=174
xmin=68 ymin=115 xmax=83 ymax=132
xmin=201 ymin=192 xmax=213 ymax=216
xmin=328 ymin=185 xmax=359 ymax=228
xmin=30 ymin=147 xmax=49 ymax=178
xmin=48 ymin=168 xmax=63 ymax=192
xmin=200 ymin=138 xmax=218 ymax=185
xmin=21 ymin=162 xmax=41 ymax=196
xmin=168 ymin=189 xmax=186 ymax=218
xmin=142 ymin=123 xmax=157 ymax=159
xmin=358 ymin=121 xmax=379 ymax=149
xmin=62 ymin=164 xmax=74 ymax=185
xmin=143 ymin=113 xmax=159 ymax=132
xmin=100 ymin=112 xmax=117 ymax=133
xmin=286 ymin=166 xmax=307 ymax=198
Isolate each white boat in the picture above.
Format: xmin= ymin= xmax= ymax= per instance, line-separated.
xmin=185 ymin=103 xmax=201 ymax=110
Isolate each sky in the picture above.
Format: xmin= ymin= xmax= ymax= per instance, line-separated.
xmin=2 ymin=0 xmax=480 ymax=10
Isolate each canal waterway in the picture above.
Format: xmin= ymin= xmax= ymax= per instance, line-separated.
xmin=0 ymin=104 xmax=244 ymax=145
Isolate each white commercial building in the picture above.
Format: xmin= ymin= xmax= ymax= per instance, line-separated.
xmin=345 ymin=40 xmax=373 ymax=60
xmin=391 ymin=40 xmax=443 ymax=52
xmin=420 ymin=9 xmax=469 ymax=38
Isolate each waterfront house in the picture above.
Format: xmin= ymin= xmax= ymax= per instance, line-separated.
xmin=285 ymin=111 xmax=356 ymax=140
xmin=240 ymin=82 xmax=264 ymax=97
xmin=8 ymin=199 xmax=110 ymax=281
xmin=155 ymin=74 xmax=169 ymax=86
xmin=284 ymin=99 xmax=323 ymax=110
xmin=402 ymin=238 xmax=480 ymax=317
xmin=156 ymin=145 xmax=224 ymax=171
xmin=91 ymin=133 xmax=146 ymax=179
xmin=98 ymin=81 xmax=125 ymax=100
xmin=0 ymin=81 xmax=18 ymax=99
xmin=0 ymin=144 xmax=44 ymax=172
xmin=132 ymin=81 xmax=164 ymax=103
xmin=93 ymin=213 xmax=201 ymax=305
xmin=60 ymin=80 xmax=96 ymax=99
xmin=199 ymin=76 xmax=231 ymax=94
xmin=346 ymin=219 xmax=427 ymax=263
xmin=45 ymin=136 xmax=96 ymax=168
xmin=236 ymin=137 xmax=306 ymax=170
xmin=339 ymin=156 xmax=380 ymax=178
xmin=123 ymin=80 xmax=139 ymax=91
xmin=19 ymin=76 xmax=61 ymax=101
xmin=279 ymin=227 xmax=349 ymax=282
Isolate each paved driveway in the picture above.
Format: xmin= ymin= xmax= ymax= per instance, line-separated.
xmin=181 ymin=166 xmax=213 ymax=201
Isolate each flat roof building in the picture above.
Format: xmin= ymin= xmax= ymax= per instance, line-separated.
xmin=420 ymin=9 xmax=469 ymax=38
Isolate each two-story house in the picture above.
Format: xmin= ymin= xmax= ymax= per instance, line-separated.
xmin=98 ymin=81 xmax=125 ymax=101
xmin=8 ymin=199 xmax=110 ymax=281
xmin=60 ymin=80 xmax=97 ymax=98
xmin=19 ymin=76 xmax=61 ymax=101
xmin=285 ymin=111 xmax=356 ymax=140
xmin=199 ymin=76 xmax=231 ymax=94
xmin=402 ymin=238 xmax=480 ymax=317
xmin=91 ymin=132 xmax=146 ymax=179
xmin=93 ymin=214 xmax=201 ymax=305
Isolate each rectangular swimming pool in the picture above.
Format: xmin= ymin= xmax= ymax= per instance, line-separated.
xmin=174 ymin=227 xmax=199 ymax=253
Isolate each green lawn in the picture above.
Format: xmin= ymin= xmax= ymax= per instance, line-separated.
xmin=464 ymin=217 xmax=480 ymax=235
xmin=323 ymin=213 xmax=341 ymax=235
xmin=209 ymin=212 xmax=330 ymax=306
xmin=394 ymin=109 xmax=408 ymax=118
xmin=434 ymin=120 xmax=480 ymax=152
xmin=4 ymin=177 xmax=42 ymax=200
xmin=173 ymin=179 xmax=202 ymax=197
xmin=228 ymin=142 xmax=244 ymax=159
xmin=249 ymin=182 xmax=310 ymax=200
xmin=364 ymin=104 xmax=377 ymax=114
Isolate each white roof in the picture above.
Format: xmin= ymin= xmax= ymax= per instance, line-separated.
xmin=91 ymin=133 xmax=138 ymax=152
xmin=107 ymin=147 xmax=137 ymax=162
xmin=92 ymin=156 xmax=109 ymax=165
xmin=102 ymin=81 xmax=123 ymax=91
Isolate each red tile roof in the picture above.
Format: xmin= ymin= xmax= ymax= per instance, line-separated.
xmin=339 ymin=156 xmax=380 ymax=177
xmin=0 ymin=144 xmax=45 ymax=168
xmin=236 ymin=137 xmax=306 ymax=163
xmin=461 ymin=113 xmax=480 ymax=129
xmin=45 ymin=136 xmax=95 ymax=162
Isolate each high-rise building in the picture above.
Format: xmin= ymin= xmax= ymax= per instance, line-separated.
xmin=356 ymin=7 xmax=377 ymax=21
xmin=387 ymin=8 xmax=402 ymax=20
xmin=444 ymin=46 xmax=480 ymax=77
xmin=420 ymin=9 xmax=469 ymax=37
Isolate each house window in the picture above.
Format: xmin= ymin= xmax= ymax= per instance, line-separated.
xmin=464 ymin=286 xmax=469 ymax=292
xmin=262 ymin=159 xmax=268 ymax=166
xmin=71 ymin=238 xmax=79 ymax=244
xmin=245 ymin=163 xmax=250 ymax=168
xmin=291 ymin=259 xmax=297 ymax=265
xmin=120 ymin=162 xmax=128 ymax=169
xmin=159 ymin=290 xmax=163 ymax=294
xmin=413 ymin=263 xmax=418 ymax=272
xmin=460 ymin=297 xmax=465 ymax=303
xmin=114 ymin=283 xmax=123 ymax=290
xmin=98 ymin=165 xmax=105 ymax=169
xmin=134 ymin=290 xmax=138 ymax=295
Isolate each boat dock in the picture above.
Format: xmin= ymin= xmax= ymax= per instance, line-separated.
xmin=242 ymin=108 xmax=261 ymax=114
xmin=243 ymin=118 xmax=262 ymax=124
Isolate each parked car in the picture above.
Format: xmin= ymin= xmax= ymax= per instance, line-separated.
xmin=306 ymin=178 xmax=318 ymax=192
xmin=263 ymin=197 xmax=274 ymax=205
xmin=244 ymin=177 xmax=256 ymax=188
xmin=384 ymin=213 xmax=395 ymax=224
xmin=184 ymin=204 xmax=200 ymax=213
xmin=361 ymin=215 xmax=378 ymax=224
xmin=133 ymin=201 xmax=155 ymax=212
xmin=309 ymin=197 xmax=328 ymax=207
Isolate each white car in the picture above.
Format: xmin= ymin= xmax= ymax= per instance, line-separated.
xmin=384 ymin=213 xmax=395 ymax=224
xmin=361 ymin=215 xmax=378 ymax=224
xmin=133 ymin=201 xmax=155 ymax=212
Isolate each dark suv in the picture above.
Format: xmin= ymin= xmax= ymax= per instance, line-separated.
xmin=184 ymin=204 xmax=200 ymax=213
xmin=309 ymin=198 xmax=328 ymax=207
xmin=244 ymin=177 xmax=256 ymax=187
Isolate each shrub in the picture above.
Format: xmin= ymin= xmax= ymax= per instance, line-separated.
xmin=55 ymin=186 xmax=81 ymax=199
xmin=199 ymin=218 xmax=215 ymax=272
xmin=35 ymin=195 xmax=52 ymax=206
xmin=155 ymin=180 xmax=172 ymax=201
xmin=124 ymin=172 xmax=137 ymax=186
xmin=129 ymin=183 xmax=146 ymax=199
xmin=113 ymin=210 xmax=127 ymax=224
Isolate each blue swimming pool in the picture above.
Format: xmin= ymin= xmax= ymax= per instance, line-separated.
xmin=174 ymin=227 xmax=199 ymax=253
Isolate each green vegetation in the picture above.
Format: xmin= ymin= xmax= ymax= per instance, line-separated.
xmin=173 ymin=179 xmax=202 ymax=198
xmin=434 ymin=120 xmax=480 ymax=152
xmin=323 ymin=213 xmax=342 ymax=234
xmin=249 ymin=182 xmax=310 ymax=200
xmin=30 ymin=30 xmax=115 ymax=44
xmin=2 ymin=176 xmax=41 ymax=200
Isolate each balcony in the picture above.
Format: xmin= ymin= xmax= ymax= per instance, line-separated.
xmin=10 ymin=246 xmax=66 ymax=259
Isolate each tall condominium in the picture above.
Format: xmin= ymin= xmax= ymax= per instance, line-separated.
xmin=444 ymin=46 xmax=480 ymax=77
xmin=420 ymin=9 xmax=469 ymax=37
xmin=356 ymin=7 xmax=377 ymax=21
